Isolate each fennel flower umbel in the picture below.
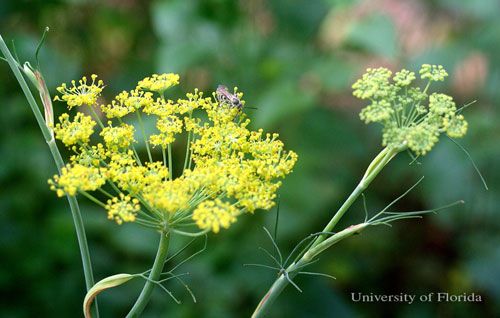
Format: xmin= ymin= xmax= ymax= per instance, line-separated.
xmin=353 ymin=64 xmax=468 ymax=155
xmin=49 ymin=73 xmax=297 ymax=234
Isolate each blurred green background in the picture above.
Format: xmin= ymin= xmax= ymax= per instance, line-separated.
xmin=1 ymin=0 xmax=499 ymax=317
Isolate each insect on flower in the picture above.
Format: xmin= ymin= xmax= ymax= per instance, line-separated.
xmin=49 ymin=73 xmax=298 ymax=230
xmin=216 ymin=85 xmax=244 ymax=110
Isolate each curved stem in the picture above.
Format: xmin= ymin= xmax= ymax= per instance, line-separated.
xmin=127 ymin=231 xmax=170 ymax=318
xmin=0 ymin=37 xmax=99 ymax=317
xmin=183 ymin=112 xmax=193 ymax=173
xmin=162 ymin=146 xmax=167 ymax=170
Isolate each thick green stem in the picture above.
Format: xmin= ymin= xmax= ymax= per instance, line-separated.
xmin=251 ymin=223 xmax=368 ymax=318
xmin=48 ymin=141 xmax=99 ymax=296
xmin=1 ymin=36 xmax=99 ymax=317
xmin=65 ymin=192 xmax=98 ymax=291
xmin=311 ymin=147 xmax=397 ymax=248
xmin=251 ymin=147 xmax=402 ymax=318
xmin=251 ymin=268 xmax=298 ymax=318
xmin=126 ymin=232 xmax=170 ymax=318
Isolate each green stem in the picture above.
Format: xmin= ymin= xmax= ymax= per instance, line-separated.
xmin=251 ymin=147 xmax=402 ymax=318
xmin=80 ymin=190 xmax=106 ymax=208
xmin=182 ymin=112 xmax=193 ymax=173
xmin=88 ymin=105 xmax=104 ymax=129
xmin=183 ymin=130 xmax=192 ymax=172
xmin=312 ymin=147 xmax=398 ymax=248
xmin=251 ymin=223 xmax=368 ymax=318
xmin=118 ymin=118 xmax=143 ymax=166
xmin=131 ymin=147 xmax=144 ymax=166
xmin=0 ymin=36 xmax=51 ymax=140
xmin=136 ymin=111 xmax=153 ymax=162
xmin=0 ymin=36 xmax=99 ymax=317
xmin=162 ymin=146 xmax=167 ymax=170
xmin=404 ymin=80 xmax=431 ymax=127
xmin=168 ymin=144 xmax=173 ymax=180
xmin=126 ymin=231 xmax=170 ymax=318
xmin=188 ymin=148 xmax=194 ymax=170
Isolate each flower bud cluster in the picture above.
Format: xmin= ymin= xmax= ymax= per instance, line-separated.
xmin=353 ymin=65 xmax=468 ymax=155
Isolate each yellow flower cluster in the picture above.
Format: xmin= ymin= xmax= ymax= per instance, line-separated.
xmin=105 ymin=153 xmax=169 ymax=195
xmin=48 ymin=164 xmax=106 ymax=197
xmin=49 ymin=74 xmax=297 ymax=233
xmin=54 ymin=74 xmax=104 ymax=108
xmin=106 ymin=193 xmax=140 ymax=225
xmin=70 ymin=144 xmax=106 ymax=167
xmin=143 ymin=178 xmax=192 ymax=214
xmin=193 ymin=199 xmax=238 ymax=233
xmin=137 ymin=73 xmax=180 ymax=93
xmin=150 ymin=115 xmax=183 ymax=147
xmin=53 ymin=113 xmax=96 ymax=147
xmin=419 ymin=64 xmax=448 ymax=82
xmin=101 ymin=90 xmax=154 ymax=118
xmin=101 ymin=123 xmax=135 ymax=151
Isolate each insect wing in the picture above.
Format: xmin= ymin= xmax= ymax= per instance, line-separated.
xmin=217 ymin=85 xmax=241 ymax=108
xmin=216 ymin=85 xmax=231 ymax=104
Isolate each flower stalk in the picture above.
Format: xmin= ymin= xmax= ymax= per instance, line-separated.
xmin=126 ymin=231 xmax=171 ymax=317
xmin=251 ymin=146 xmax=401 ymax=318
xmin=0 ymin=35 xmax=99 ymax=317
xmin=312 ymin=146 xmax=400 ymax=247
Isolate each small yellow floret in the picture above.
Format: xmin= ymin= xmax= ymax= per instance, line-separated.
xmin=101 ymin=90 xmax=154 ymax=118
xmin=54 ymin=74 xmax=104 ymax=108
xmin=53 ymin=113 xmax=96 ymax=147
xmin=143 ymin=179 xmax=191 ymax=213
xmin=444 ymin=114 xmax=468 ymax=138
xmin=149 ymin=115 xmax=183 ymax=147
xmin=192 ymin=199 xmax=238 ymax=233
xmin=419 ymin=64 xmax=448 ymax=82
xmin=137 ymin=73 xmax=180 ymax=93
xmin=48 ymin=164 xmax=106 ymax=197
xmin=106 ymin=193 xmax=140 ymax=225
xmin=70 ymin=144 xmax=107 ymax=167
xmin=100 ymin=123 xmax=135 ymax=151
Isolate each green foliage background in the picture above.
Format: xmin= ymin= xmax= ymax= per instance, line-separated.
xmin=0 ymin=0 xmax=498 ymax=317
